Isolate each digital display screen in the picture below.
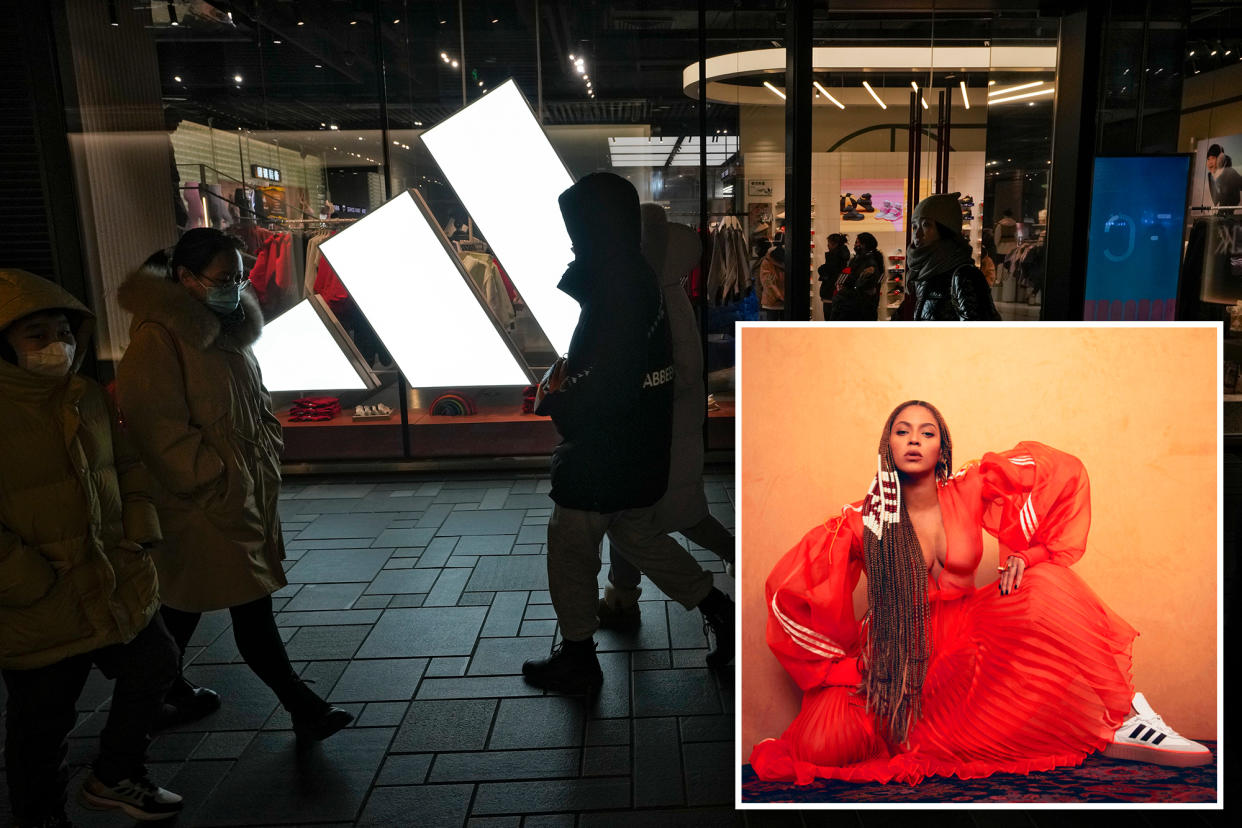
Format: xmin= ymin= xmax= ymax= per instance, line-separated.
xmin=1084 ymin=155 xmax=1191 ymax=320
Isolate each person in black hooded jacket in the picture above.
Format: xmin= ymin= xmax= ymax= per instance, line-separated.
xmin=904 ymin=193 xmax=1001 ymax=321
xmin=523 ymin=173 xmax=733 ymax=694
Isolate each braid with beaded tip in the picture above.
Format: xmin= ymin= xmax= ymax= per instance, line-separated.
xmin=860 ymin=400 xmax=952 ymax=746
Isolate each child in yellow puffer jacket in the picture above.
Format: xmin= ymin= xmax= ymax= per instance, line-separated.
xmin=0 ymin=268 xmax=183 ymax=826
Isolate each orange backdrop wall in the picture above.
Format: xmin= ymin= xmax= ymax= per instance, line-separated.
xmin=740 ymin=326 xmax=1219 ymax=757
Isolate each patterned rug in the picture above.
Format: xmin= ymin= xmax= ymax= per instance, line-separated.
xmin=741 ymin=742 xmax=1218 ymax=803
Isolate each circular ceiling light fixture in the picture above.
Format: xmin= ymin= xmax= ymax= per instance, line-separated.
xmin=683 ymin=46 xmax=1057 ymax=105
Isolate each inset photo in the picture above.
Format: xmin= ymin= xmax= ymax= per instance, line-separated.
xmin=737 ymin=324 xmax=1220 ymax=807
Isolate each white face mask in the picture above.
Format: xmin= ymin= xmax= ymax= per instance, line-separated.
xmin=19 ymin=341 xmax=75 ymax=377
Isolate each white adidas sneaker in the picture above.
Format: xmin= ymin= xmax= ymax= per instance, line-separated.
xmin=1102 ymin=692 xmax=1212 ymax=767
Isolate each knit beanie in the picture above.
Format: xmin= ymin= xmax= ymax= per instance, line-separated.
xmin=911 ymin=192 xmax=963 ymax=233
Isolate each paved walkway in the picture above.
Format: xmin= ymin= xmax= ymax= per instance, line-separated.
xmin=0 ymin=472 xmax=735 ymax=827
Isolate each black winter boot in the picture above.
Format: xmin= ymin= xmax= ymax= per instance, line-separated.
xmin=698 ymin=587 xmax=735 ymax=667
xmin=522 ymin=637 xmax=604 ymax=694
xmin=282 ymin=680 xmax=354 ymax=743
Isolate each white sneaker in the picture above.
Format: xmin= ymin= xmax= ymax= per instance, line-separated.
xmin=1102 ymin=692 xmax=1212 ymax=767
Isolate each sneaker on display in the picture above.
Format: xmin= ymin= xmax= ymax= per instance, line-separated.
xmin=1101 ymin=692 xmax=1212 ymax=767
xmin=522 ymin=638 xmax=604 ymax=694
xmin=79 ymin=772 xmax=183 ymax=821
xmin=874 ymin=200 xmax=893 ymax=221
xmin=857 ymin=193 xmax=875 ymax=211
xmin=883 ymin=205 xmax=903 ymax=223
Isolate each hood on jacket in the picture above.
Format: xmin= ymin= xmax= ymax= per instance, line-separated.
xmin=117 ymin=266 xmax=263 ymax=351
xmin=0 ymin=268 xmax=95 ymax=373
xmin=559 ymin=172 xmax=642 ymax=259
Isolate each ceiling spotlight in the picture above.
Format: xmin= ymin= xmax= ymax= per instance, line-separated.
xmin=174 ymin=75 xmax=182 ymax=82
xmin=478 ymin=80 xmax=484 ymax=86
xmin=273 ymin=39 xmax=281 ymax=44
xmin=314 ymin=63 xmax=323 ymax=68
xmin=441 ymin=52 xmax=449 ymax=62
xmin=569 ymin=54 xmax=576 ymax=61
xmin=414 ymin=121 xmax=423 ymax=126
xmin=1210 ymin=49 xmax=1218 ymax=56
xmin=911 ymin=81 xmax=919 ymax=91
xmin=1189 ymin=49 xmax=1196 ymax=56
xmin=491 ymin=18 xmax=498 ymax=23
xmin=960 ymin=80 xmax=970 ymax=109
xmin=330 ymin=124 xmax=339 ymax=130
xmin=451 ymin=60 xmax=459 ymax=68
xmin=393 ymin=19 xmax=400 ymax=24
xmin=862 ymin=80 xmax=887 ymax=109
xmin=320 ymin=122 xmax=325 ymax=127
xmin=921 ymin=96 xmax=928 ymax=110
xmin=233 ymin=74 xmax=242 ymax=83
xmin=297 ymin=20 xmax=304 ymax=26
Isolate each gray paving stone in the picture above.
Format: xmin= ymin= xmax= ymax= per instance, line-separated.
xmin=458 ymin=592 xmax=494 ymax=606
xmin=416 ymin=503 xmax=455 ymax=528
xmin=468 ymin=637 xmax=555 ymax=676
xmin=515 ymin=525 xmax=547 ymax=545
xmin=469 ymin=818 xmax=521 ymax=828
xmin=283 ymin=624 xmax=371 ymax=661
xmin=472 ymin=777 xmax=630 ymax=815
xmin=282 ymin=582 xmax=366 ymax=611
xmin=446 ymin=555 xmax=479 ymax=568
xmin=429 ymin=748 xmax=579 ymax=782
xmin=283 ymin=548 xmax=392 ymax=583
xmin=488 ymin=697 xmax=585 ymax=749
xmin=391 ymin=547 xmax=424 ymax=558
xmin=522 ymin=603 xmax=558 ymax=620
xmin=391 ymin=698 xmax=496 ymax=752
xmin=679 ymin=714 xmax=733 ymax=743
xmin=512 ymin=544 xmax=543 ymax=555
xmin=373 ymin=527 xmax=436 ymax=547
xmin=585 ymin=718 xmax=630 ymax=745
xmin=382 ymin=558 xmax=417 ymax=569
xmin=191 ymin=728 xmax=393 ymax=825
xmin=357 ymin=784 xmax=474 ymax=826
xmin=633 ymin=716 xmax=683 ymax=807
xmin=439 ymin=509 xmax=525 ymax=536
xmin=297 ymin=655 xmax=349 ymax=695
xmin=358 ymin=493 xmax=435 ymax=512
xmin=329 ymin=658 xmax=427 ymax=702
xmin=415 ymin=676 xmax=543 ymax=700
xmin=667 ymin=601 xmax=709 ymax=649
xmin=280 ymin=497 xmax=379 ymax=515
xmin=352 ymin=594 xmax=392 ymax=610
xmin=426 ymin=656 xmax=469 ymax=677
xmin=443 ymin=478 xmax=513 ymax=489
xmin=375 ymin=753 xmax=432 ymax=785
xmin=682 ymin=741 xmax=732 ymax=805
xmin=631 ymin=650 xmax=672 ymax=670
xmin=147 ymin=730 xmax=204 ymax=762
xmin=583 ymin=745 xmax=630 ymax=776
xmin=433 ymin=488 xmax=488 ymax=504
xmin=468 ymin=557 xmax=548 ymax=591
xmin=286 ymin=538 xmax=376 ymax=550
xmin=529 ymin=590 xmax=552 ymax=604
xmin=416 ymin=481 xmax=444 ymax=496
xmin=387 ymin=594 xmax=426 ymax=608
xmin=521 ymin=514 xmax=550 ymax=527
xmin=479 ymin=487 xmax=511 ymax=510
xmin=578 ymin=807 xmax=735 ymax=827
xmin=632 ymin=669 xmax=721 ymax=717
xmin=271 ymin=582 xmax=303 ymax=599
xmin=294 ymin=483 xmax=375 ymax=499
xmin=297 ymin=513 xmax=395 ymax=540
xmin=191 ymin=730 xmax=257 ymax=760
xmin=275 ymin=609 xmax=383 ymax=627
xmin=481 ymin=591 xmax=528 ymax=637
xmin=357 ymin=606 xmax=487 ymax=657
xmin=508 ymin=479 xmax=537 ymax=494
xmin=365 ymin=568 xmax=439 ymax=595
xmin=671 ymin=649 xmax=712 ymax=669
xmin=158 ymin=759 xmax=234 ymax=828
xmin=426 ymin=568 xmax=472 ymax=607
xmin=188 ymin=610 xmax=233 ymax=647
xmin=358 ymin=701 xmax=409 ymax=727
xmin=593 ymin=651 xmax=631 ymax=719
xmin=416 ymin=536 xmax=459 ymax=568
xmin=502 ymin=493 xmax=555 ymax=509
xmin=519 ymin=620 xmax=556 ymax=636
xmin=595 ymin=601 xmax=669 ymax=652
xmin=455 ymin=535 xmax=516 ymax=555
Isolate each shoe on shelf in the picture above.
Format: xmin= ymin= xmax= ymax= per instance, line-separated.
xmin=1101 ymin=692 xmax=1212 ymax=767
xmin=522 ymin=638 xmax=604 ymax=694
xmin=153 ymin=677 xmax=221 ymax=731
xmin=597 ymin=597 xmax=641 ymax=633
xmin=698 ymin=587 xmax=734 ymax=668
xmin=79 ymin=772 xmax=182 ymax=822
xmin=857 ymin=193 xmax=875 ymax=212
xmin=842 ymin=210 xmax=864 ymax=221
xmin=883 ymin=206 xmax=903 ymax=223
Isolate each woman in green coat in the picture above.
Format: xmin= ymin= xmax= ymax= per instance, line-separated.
xmin=116 ymin=228 xmax=351 ymax=743
xmin=0 ymin=268 xmax=182 ymax=825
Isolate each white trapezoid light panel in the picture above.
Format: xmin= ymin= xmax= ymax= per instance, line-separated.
xmin=319 ymin=191 xmax=531 ymax=387
xmin=253 ymin=298 xmax=372 ymax=392
xmin=421 ymin=79 xmax=581 ymax=355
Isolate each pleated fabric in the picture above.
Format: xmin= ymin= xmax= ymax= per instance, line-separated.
xmin=750 ymin=563 xmax=1137 ymax=785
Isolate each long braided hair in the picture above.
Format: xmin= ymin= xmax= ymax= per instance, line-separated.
xmin=859 ymin=400 xmax=953 ymax=746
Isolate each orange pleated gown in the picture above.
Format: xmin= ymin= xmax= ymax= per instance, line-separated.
xmin=750 ymin=442 xmax=1137 ymax=785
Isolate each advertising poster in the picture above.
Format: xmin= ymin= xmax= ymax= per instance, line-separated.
xmin=1192 ymin=132 xmax=1242 ymax=208
xmin=840 ymin=178 xmax=906 ymax=232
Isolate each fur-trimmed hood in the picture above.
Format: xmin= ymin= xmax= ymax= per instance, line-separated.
xmin=117 ymin=267 xmax=263 ymax=351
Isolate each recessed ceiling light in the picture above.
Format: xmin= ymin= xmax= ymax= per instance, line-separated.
xmin=174 ymin=75 xmax=182 ymax=82
xmin=233 ymin=74 xmax=243 ymax=83
xmin=273 ymin=40 xmax=281 ymax=44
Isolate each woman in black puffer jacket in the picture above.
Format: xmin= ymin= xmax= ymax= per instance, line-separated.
xmin=904 ymin=193 xmax=1000 ymax=321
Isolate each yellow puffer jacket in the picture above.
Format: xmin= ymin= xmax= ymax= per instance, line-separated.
xmin=0 ymin=269 xmax=162 ymax=670
xmin=115 ymin=268 xmax=286 ymax=613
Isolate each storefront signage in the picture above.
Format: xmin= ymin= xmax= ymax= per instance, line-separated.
xmin=748 ymin=179 xmax=773 ymax=197
xmin=251 ymin=164 xmax=281 ymax=181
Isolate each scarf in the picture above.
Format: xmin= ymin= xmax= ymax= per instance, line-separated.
xmin=905 ymin=238 xmax=974 ymax=284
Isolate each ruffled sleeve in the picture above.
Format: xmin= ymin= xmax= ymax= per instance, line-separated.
xmin=765 ymin=504 xmax=866 ymax=691
xmin=971 ymin=441 xmax=1091 ymax=568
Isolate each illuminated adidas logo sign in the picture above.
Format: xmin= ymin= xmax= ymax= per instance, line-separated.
xmin=255 ymin=80 xmax=579 ymax=392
